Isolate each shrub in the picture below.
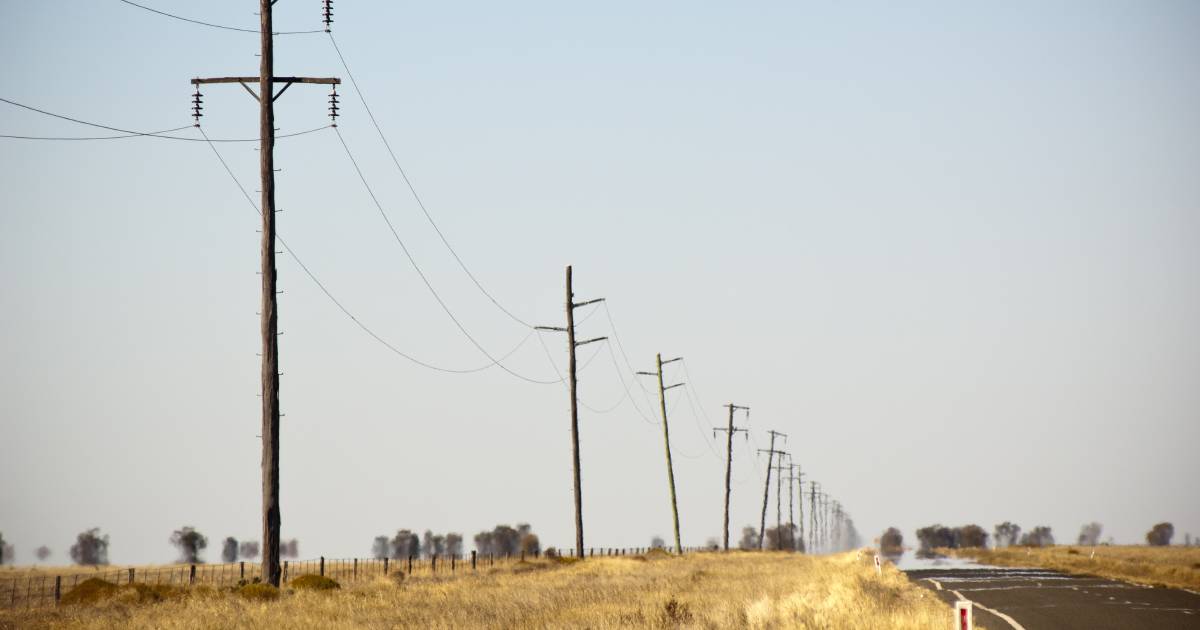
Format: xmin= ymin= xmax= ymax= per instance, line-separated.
xmin=70 ymin=528 xmax=110 ymax=566
xmin=1019 ymin=526 xmax=1054 ymax=547
xmin=238 ymin=583 xmax=280 ymax=601
xmin=61 ymin=578 xmax=119 ymax=605
xmin=1146 ymin=523 xmax=1174 ymax=546
xmin=290 ymin=574 xmax=340 ymax=591
xmin=880 ymin=527 xmax=904 ymax=556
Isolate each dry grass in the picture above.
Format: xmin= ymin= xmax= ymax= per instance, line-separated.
xmin=1 ymin=550 xmax=973 ymax=629
xmin=953 ymin=545 xmax=1200 ymax=591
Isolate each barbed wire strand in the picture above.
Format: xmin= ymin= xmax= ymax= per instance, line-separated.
xmin=116 ymin=0 xmax=322 ymax=35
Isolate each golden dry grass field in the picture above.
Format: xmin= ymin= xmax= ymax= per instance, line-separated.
xmin=0 ymin=550 xmax=978 ymax=629
xmin=953 ymin=545 xmax=1200 ymax=591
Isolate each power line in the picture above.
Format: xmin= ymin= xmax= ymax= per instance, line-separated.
xmin=333 ymin=126 xmax=558 ymax=385
xmin=198 ymin=126 xmax=534 ymax=375
xmin=0 ymin=125 xmax=192 ymax=141
xmin=1 ymin=96 xmax=327 ymax=142
xmin=116 ymin=0 xmax=322 ymax=35
xmin=327 ymin=32 xmax=534 ymax=329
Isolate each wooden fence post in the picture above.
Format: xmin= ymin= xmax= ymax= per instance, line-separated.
xmin=283 ymin=561 xmax=289 ymax=583
xmin=128 ymin=568 xmax=135 ymax=584
xmin=53 ymin=576 xmax=61 ymax=606
xmin=319 ymin=557 xmax=325 ymax=577
xmin=408 ymin=555 xmax=413 ymax=575
xmin=383 ymin=557 xmax=389 ymax=575
xmin=354 ymin=558 xmax=358 ymax=581
xmin=451 ymin=555 xmax=456 ymax=573
xmin=189 ymin=565 xmax=196 ymax=586
xmin=431 ymin=554 xmax=437 ymax=573
xmin=240 ymin=562 xmax=245 ymax=580
xmin=471 ymin=551 xmax=477 ymax=570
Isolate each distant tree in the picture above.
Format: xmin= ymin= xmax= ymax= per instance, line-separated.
xmin=421 ymin=530 xmax=446 ymax=558
xmin=1019 ymin=526 xmax=1054 ymax=547
xmin=1146 ymin=523 xmax=1174 ymax=547
xmin=880 ymin=527 xmax=904 ymax=557
xmin=764 ymin=525 xmax=797 ymax=551
xmin=474 ymin=524 xmax=528 ymax=556
xmin=956 ymin=525 xmax=989 ymax=549
xmin=994 ymin=522 xmax=1021 ymax=548
xmin=650 ymin=536 xmax=666 ymax=550
xmin=170 ymin=526 xmax=208 ymax=563
xmin=738 ymin=526 xmax=760 ymax=551
xmin=1185 ymin=533 xmax=1193 ymax=547
xmin=239 ymin=541 xmax=260 ymax=560
xmin=519 ymin=533 xmax=540 ymax=556
xmin=915 ymin=525 xmax=955 ymax=557
xmin=445 ymin=533 xmax=463 ymax=557
xmin=704 ymin=537 xmax=720 ymax=551
xmin=221 ymin=537 xmax=238 ymax=563
xmin=371 ymin=536 xmax=390 ymax=560
xmin=281 ymin=539 xmax=300 ymax=559
xmin=392 ymin=530 xmax=419 ymax=559
xmin=494 ymin=525 xmax=520 ymax=555
xmin=1077 ymin=523 xmax=1103 ymax=546
xmin=36 ymin=546 xmax=51 ymax=562
xmin=0 ymin=532 xmax=7 ymax=565
xmin=842 ymin=518 xmax=860 ymax=551
xmin=69 ymin=528 xmax=110 ymax=565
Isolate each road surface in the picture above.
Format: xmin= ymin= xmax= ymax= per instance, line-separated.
xmin=906 ymin=564 xmax=1200 ymax=629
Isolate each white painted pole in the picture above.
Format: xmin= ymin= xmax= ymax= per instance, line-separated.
xmin=874 ymin=554 xmax=882 ymax=575
xmin=955 ymin=600 xmax=973 ymax=630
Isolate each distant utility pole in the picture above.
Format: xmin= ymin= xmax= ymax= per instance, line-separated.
xmin=809 ymin=482 xmax=819 ymax=553
xmin=714 ymin=404 xmax=749 ymax=551
xmin=189 ymin=0 xmax=339 ymax=588
xmin=756 ymin=430 xmax=787 ymax=550
xmin=792 ymin=465 xmax=805 ymax=552
xmin=537 ymin=265 xmax=605 ymax=560
xmin=773 ymin=453 xmax=790 ymax=549
xmin=639 ymin=354 xmax=685 ymax=554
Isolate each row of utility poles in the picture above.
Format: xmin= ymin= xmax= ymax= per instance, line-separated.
xmin=202 ymin=2 xmax=851 ymax=581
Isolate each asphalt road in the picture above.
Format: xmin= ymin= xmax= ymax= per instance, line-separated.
xmin=907 ymin=565 xmax=1200 ymax=629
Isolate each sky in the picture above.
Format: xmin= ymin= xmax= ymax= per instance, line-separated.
xmin=1 ymin=1 xmax=1198 ymax=565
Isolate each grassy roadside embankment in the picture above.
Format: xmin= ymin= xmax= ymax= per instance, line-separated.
xmin=952 ymin=545 xmax=1200 ymax=591
xmin=1 ymin=550 xmax=977 ymax=629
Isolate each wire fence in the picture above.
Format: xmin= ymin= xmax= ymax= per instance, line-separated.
xmin=1 ymin=546 xmax=710 ymax=609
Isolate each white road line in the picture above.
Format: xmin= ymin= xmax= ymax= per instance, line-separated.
xmin=951 ymin=589 xmax=1028 ymax=630
xmin=927 ymin=578 xmax=943 ymax=591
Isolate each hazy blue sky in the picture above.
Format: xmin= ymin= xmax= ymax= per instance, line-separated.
xmin=2 ymin=1 xmax=1198 ymax=565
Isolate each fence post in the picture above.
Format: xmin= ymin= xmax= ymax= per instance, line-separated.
xmin=520 ymin=551 xmax=525 ymax=562
xmin=383 ymin=557 xmax=389 ymax=575
xmin=319 ymin=557 xmax=325 ymax=577
xmin=408 ymin=555 xmax=413 ymax=575
xmin=451 ymin=555 xmax=456 ymax=573
xmin=240 ymin=561 xmax=245 ymax=580
xmin=354 ymin=558 xmax=358 ymax=581
xmin=129 ymin=568 xmax=135 ymax=584
xmin=471 ymin=551 xmax=477 ymax=570
xmin=189 ymin=565 xmax=196 ymax=586
xmin=431 ymin=554 xmax=437 ymax=573
xmin=283 ymin=561 xmax=289 ymax=583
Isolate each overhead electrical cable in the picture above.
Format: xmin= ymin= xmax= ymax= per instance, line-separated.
xmin=1 ymin=96 xmax=327 ymax=142
xmin=116 ymin=0 xmax=322 ymax=35
xmin=334 ymin=126 xmax=559 ymax=385
xmin=326 ymin=32 xmax=534 ymax=329
xmin=1 ymin=125 xmax=193 ymax=141
xmin=198 ymin=126 xmax=532 ymax=374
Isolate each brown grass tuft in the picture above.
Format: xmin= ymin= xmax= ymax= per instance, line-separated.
xmin=289 ymin=574 xmax=340 ymax=591
xmin=59 ymin=578 xmax=118 ymax=606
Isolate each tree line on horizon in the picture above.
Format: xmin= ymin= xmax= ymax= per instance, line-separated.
xmin=876 ymin=520 xmax=1183 ymax=557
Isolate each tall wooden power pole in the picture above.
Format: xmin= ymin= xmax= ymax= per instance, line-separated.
xmin=756 ymin=430 xmax=787 ymax=550
xmin=639 ymin=354 xmax=684 ymax=554
xmin=714 ymin=404 xmax=748 ymax=551
xmin=537 ymin=266 xmax=605 ymax=560
xmin=190 ymin=0 xmax=339 ymax=588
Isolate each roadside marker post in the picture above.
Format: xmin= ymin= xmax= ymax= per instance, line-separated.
xmin=955 ymin=600 xmax=973 ymax=630
xmin=874 ymin=554 xmax=882 ymax=575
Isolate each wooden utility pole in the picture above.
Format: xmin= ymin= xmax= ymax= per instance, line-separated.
xmin=190 ymin=0 xmax=339 ymax=587
xmin=714 ymin=404 xmax=748 ymax=551
xmin=791 ymin=464 xmax=805 ymax=552
xmin=809 ymin=481 xmax=819 ymax=553
xmin=756 ymin=430 xmax=787 ymax=550
xmin=537 ymin=266 xmax=605 ymax=560
xmin=774 ymin=453 xmax=789 ymax=549
xmin=639 ymin=354 xmax=685 ymax=554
